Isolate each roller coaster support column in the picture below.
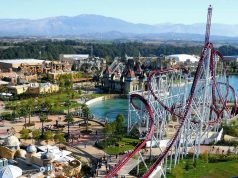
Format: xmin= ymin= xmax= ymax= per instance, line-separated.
xmin=127 ymin=94 xmax=131 ymax=134
xmin=197 ymin=47 xmax=212 ymax=159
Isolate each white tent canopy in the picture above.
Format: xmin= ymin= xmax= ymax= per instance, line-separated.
xmin=0 ymin=165 xmax=22 ymax=178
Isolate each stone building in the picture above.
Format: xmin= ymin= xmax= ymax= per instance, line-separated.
xmin=101 ymin=59 xmax=148 ymax=94
xmin=60 ymin=54 xmax=106 ymax=72
xmin=0 ymin=135 xmax=21 ymax=160
xmin=7 ymin=82 xmax=59 ymax=95
xmin=27 ymin=82 xmax=59 ymax=95
xmin=0 ymin=59 xmax=72 ymax=75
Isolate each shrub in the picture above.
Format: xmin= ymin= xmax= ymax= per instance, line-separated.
xmin=54 ymin=131 xmax=66 ymax=143
xmin=0 ymin=112 xmax=14 ymax=121
xmin=171 ymin=166 xmax=183 ymax=178
xmin=95 ymin=137 xmax=119 ymax=149
xmin=184 ymin=160 xmax=194 ymax=171
xmin=216 ymin=139 xmax=238 ymax=147
xmin=201 ymin=150 xmax=209 ymax=163
xmin=43 ymin=130 xmax=53 ymax=141
xmin=20 ymin=128 xmax=30 ymax=139
xmin=32 ymin=129 xmax=41 ymax=140
xmin=129 ymin=127 xmax=140 ymax=139
xmin=209 ymin=154 xmax=238 ymax=163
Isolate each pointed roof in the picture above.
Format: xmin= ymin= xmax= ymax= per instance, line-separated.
xmin=0 ymin=165 xmax=22 ymax=178
xmin=125 ymin=68 xmax=136 ymax=78
xmin=135 ymin=62 xmax=142 ymax=73
xmin=103 ymin=66 xmax=112 ymax=75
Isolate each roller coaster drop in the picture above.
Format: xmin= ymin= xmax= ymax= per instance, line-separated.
xmin=105 ymin=5 xmax=237 ymax=178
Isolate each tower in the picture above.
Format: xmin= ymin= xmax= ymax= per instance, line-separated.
xmin=25 ymin=144 xmax=37 ymax=165
xmin=41 ymin=149 xmax=54 ymax=178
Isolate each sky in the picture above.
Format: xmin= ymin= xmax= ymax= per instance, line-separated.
xmin=0 ymin=0 xmax=237 ymax=24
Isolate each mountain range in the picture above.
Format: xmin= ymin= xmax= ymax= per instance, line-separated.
xmin=0 ymin=14 xmax=238 ymax=40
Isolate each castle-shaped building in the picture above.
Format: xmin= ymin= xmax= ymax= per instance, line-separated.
xmin=101 ymin=57 xmax=148 ymax=94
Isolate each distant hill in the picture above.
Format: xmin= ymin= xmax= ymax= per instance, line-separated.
xmin=0 ymin=14 xmax=238 ymax=40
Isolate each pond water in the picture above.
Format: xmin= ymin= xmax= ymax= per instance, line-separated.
xmin=89 ymin=98 xmax=129 ymax=122
xmin=89 ymin=75 xmax=238 ymax=121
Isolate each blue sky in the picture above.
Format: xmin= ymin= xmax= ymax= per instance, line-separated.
xmin=1 ymin=0 xmax=237 ymax=24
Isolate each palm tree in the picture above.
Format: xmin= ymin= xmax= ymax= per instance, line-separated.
xmin=39 ymin=113 xmax=47 ymax=137
xmin=8 ymin=102 xmax=17 ymax=122
xmin=64 ymin=113 xmax=74 ymax=140
xmin=64 ymin=99 xmax=72 ymax=115
xmin=82 ymin=104 xmax=90 ymax=131
xmin=25 ymin=100 xmax=34 ymax=124
xmin=17 ymin=104 xmax=28 ymax=128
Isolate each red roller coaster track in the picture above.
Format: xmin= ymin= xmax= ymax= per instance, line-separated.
xmin=142 ymin=43 xmax=237 ymax=178
xmin=105 ymin=6 xmax=237 ymax=178
xmin=105 ymin=94 xmax=155 ymax=177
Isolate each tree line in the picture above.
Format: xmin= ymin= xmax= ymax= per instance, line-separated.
xmin=1 ymin=40 xmax=238 ymax=61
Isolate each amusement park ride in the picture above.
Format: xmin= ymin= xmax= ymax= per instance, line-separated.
xmin=105 ymin=5 xmax=238 ymax=178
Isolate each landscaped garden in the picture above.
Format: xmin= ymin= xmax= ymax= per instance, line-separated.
xmin=103 ymin=137 xmax=140 ymax=155
xmin=130 ymin=152 xmax=238 ymax=178
xmin=1 ymin=90 xmax=81 ymax=120
xmin=95 ymin=114 xmax=141 ymax=155
xmin=166 ymin=158 xmax=238 ymax=178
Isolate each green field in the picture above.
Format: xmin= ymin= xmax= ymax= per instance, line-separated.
xmin=104 ymin=137 xmax=140 ymax=155
xmin=167 ymin=159 xmax=238 ymax=178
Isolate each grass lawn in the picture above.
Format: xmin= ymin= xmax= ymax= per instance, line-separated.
xmin=5 ymin=90 xmax=81 ymax=111
xmin=104 ymin=137 xmax=140 ymax=155
xmin=167 ymin=159 xmax=238 ymax=178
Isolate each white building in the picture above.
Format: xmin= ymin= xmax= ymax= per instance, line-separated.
xmin=0 ymin=59 xmax=50 ymax=72
xmin=0 ymin=165 xmax=22 ymax=178
xmin=60 ymin=54 xmax=89 ymax=62
xmin=60 ymin=54 xmax=106 ymax=71
xmin=165 ymin=54 xmax=199 ymax=63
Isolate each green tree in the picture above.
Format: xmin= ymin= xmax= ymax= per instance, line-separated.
xmin=25 ymin=100 xmax=35 ymax=124
xmin=7 ymin=102 xmax=18 ymax=122
xmin=40 ymin=99 xmax=53 ymax=114
xmin=39 ymin=113 xmax=47 ymax=137
xmin=64 ymin=114 xmax=74 ymax=139
xmin=103 ymin=123 xmax=113 ymax=136
xmin=19 ymin=128 xmax=30 ymax=140
xmin=110 ymin=121 xmax=116 ymax=133
xmin=54 ymin=131 xmax=66 ymax=143
xmin=43 ymin=130 xmax=53 ymax=141
xmin=17 ymin=104 xmax=28 ymax=128
xmin=32 ymin=129 xmax=41 ymax=141
xmin=129 ymin=127 xmax=140 ymax=139
xmin=65 ymin=79 xmax=73 ymax=90
xmin=64 ymin=99 xmax=72 ymax=115
xmin=82 ymin=104 xmax=91 ymax=131
xmin=115 ymin=114 xmax=125 ymax=134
